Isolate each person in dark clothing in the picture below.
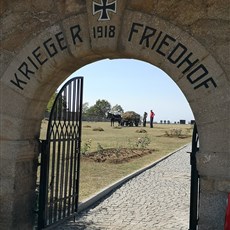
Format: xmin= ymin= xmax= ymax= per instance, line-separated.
xmin=143 ymin=112 xmax=147 ymax=127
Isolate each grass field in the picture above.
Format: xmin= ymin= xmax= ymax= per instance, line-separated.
xmin=40 ymin=121 xmax=193 ymax=201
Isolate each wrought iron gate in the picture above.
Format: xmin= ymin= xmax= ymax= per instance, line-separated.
xmin=189 ymin=123 xmax=200 ymax=230
xmin=37 ymin=77 xmax=83 ymax=229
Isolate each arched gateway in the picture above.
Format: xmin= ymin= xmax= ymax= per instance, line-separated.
xmin=0 ymin=1 xmax=229 ymax=229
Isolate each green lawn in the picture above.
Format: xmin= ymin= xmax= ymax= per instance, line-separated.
xmin=40 ymin=121 xmax=193 ymax=201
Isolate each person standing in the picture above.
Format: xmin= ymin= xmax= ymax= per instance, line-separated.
xmin=150 ymin=110 xmax=155 ymax=128
xmin=143 ymin=112 xmax=147 ymax=127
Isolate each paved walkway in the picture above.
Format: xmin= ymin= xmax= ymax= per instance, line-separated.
xmin=56 ymin=144 xmax=191 ymax=230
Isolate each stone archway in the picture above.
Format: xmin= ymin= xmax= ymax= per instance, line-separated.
xmin=1 ymin=1 xmax=229 ymax=229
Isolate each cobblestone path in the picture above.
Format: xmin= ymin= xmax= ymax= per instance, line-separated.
xmin=56 ymin=144 xmax=191 ymax=230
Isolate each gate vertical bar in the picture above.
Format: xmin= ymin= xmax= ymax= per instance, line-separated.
xmin=189 ymin=123 xmax=200 ymax=230
xmin=75 ymin=77 xmax=83 ymax=212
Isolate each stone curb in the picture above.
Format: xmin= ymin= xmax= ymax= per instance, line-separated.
xmin=77 ymin=143 xmax=190 ymax=213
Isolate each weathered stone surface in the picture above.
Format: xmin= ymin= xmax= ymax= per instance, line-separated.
xmin=199 ymin=188 xmax=227 ymax=229
xmin=12 ymin=193 xmax=36 ymax=229
xmin=216 ymin=179 xmax=230 ymax=192
xmin=0 ymin=140 xmax=38 ymax=229
xmin=197 ymin=150 xmax=230 ymax=178
xmin=200 ymin=177 xmax=230 ymax=193
xmin=0 ymin=194 xmax=14 ymax=230
xmin=86 ymin=0 xmax=127 ymax=54
xmin=0 ymin=1 xmax=229 ymax=229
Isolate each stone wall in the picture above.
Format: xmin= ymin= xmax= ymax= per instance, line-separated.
xmin=0 ymin=1 xmax=229 ymax=229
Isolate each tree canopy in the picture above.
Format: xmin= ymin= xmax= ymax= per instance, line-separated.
xmin=86 ymin=99 xmax=111 ymax=118
xmin=111 ymin=104 xmax=124 ymax=114
xmin=47 ymin=95 xmax=126 ymax=120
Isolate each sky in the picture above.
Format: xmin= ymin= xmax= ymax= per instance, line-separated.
xmin=62 ymin=59 xmax=194 ymax=123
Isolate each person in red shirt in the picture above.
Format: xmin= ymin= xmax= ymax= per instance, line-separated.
xmin=150 ymin=110 xmax=155 ymax=128
xmin=225 ymin=193 xmax=230 ymax=230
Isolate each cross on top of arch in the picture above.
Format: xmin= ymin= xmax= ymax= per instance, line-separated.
xmin=93 ymin=0 xmax=117 ymax=21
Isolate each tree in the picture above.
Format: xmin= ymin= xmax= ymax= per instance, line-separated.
xmin=111 ymin=104 xmax=124 ymax=114
xmin=95 ymin=99 xmax=111 ymax=117
xmin=82 ymin=102 xmax=89 ymax=113
xmin=86 ymin=99 xmax=111 ymax=118
xmin=46 ymin=91 xmax=67 ymax=114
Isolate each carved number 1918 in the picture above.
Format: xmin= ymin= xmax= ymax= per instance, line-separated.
xmin=93 ymin=25 xmax=116 ymax=38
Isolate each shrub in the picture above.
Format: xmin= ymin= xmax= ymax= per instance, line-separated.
xmin=136 ymin=129 xmax=147 ymax=133
xmin=113 ymin=126 xmax=122 ymax=129
xmin=165 ymin=129 xmax=182 ymax=137
xmin=93 ymin=127 xmax=104 ymax=131
xmin=97 ymin=143 xmax=104 ymax=153
xmin=82 ymin=139 xmax=92 ymax=155
xmin=135 ymin=135 xmax=151 ymax=148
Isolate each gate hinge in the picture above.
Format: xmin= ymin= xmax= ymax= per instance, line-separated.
xmin=38 ymin=139 xmax=47 ymax=154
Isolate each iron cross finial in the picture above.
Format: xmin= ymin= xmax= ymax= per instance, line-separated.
xmin=93 ymin=0 xmax=117 ymax=21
